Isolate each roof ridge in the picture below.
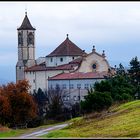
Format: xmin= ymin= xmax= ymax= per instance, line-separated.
xmin=47 ymin=36 xmax=86 ymax=57
xmin=17 ymin=14 xmax=35 ymax=30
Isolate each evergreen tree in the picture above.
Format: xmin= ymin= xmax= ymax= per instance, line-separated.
xmin=128 ymin=56 xmax=140 ymax=85
xmin=116 ymin=63 xmax=126 ymax=75
xmin=128 ymin=56 xmax=140 ymax=99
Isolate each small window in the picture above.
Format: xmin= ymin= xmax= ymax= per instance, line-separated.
xmin=60 ymin=57 xmax=63 ymax=62
xmin=50 ymin=58 xmax=53 ymax=62
xmin=72 ymin=57 xmax=75 ymax=60
xmin=33 ymin=89 xmax=36 ymax=93
xmin=62 ymin=84 xmax=66 ymax=89
xmin=63 ymin=96 xmax=66 ymax=101
xmin=33 ymin=79 xmax=35 ymax=83
xmin=85 ymin=84 xmax=89 ymax=89
xmin=70 ymin=84 xmax=74 ymax=89
xmin=92 ymin=64 xmax=96 ymax=69
xmin=77 ymin=84 xmax=81 ymax=89
xmin=19 ymin=66 xmax=21 ymax=69
xmin=67 ymin=96 xmax=70 ymax=101
xmin=73 ymin=96 xmax=77 ymax=101
xmin=50 ymin=85 xmax=53 ymax=89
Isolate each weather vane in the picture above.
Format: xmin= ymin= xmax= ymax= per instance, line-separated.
xmin=25 ymin=4 xmax=27 ymax=15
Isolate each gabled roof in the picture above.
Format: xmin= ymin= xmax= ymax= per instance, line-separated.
xmin=49 ymin=71 xmax=108 ymax=80
xmin=17 ymin=12 xmax=35 ymax=30
xmin=25 ymin=62 xmax=80 ymax=72
xmin=46 ymin=35 xmax=87 ymax=57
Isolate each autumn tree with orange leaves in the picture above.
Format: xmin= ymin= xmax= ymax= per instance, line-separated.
xmin=0 ymin=80 xmax=37 ymax=127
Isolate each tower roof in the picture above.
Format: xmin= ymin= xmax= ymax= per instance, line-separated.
xmin=47 ymin=34 xmax=87 ymax=57
xmin=17 ymin=12 xmax=35 ymax=30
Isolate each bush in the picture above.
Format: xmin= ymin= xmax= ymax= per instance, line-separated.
xmin=27 ymin=116 xmax=44 ymax=128
xmin=81 ymin=91 xmax=113 ymax=113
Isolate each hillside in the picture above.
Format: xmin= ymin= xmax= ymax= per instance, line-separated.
xmin=42 ymin=100 xmax=140 ymax=138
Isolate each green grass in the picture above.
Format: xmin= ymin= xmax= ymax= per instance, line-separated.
xmin=41 ymin=100 xmax=140 ymax=138
xmin=0 ymin=129 xmax=27 ymax=138
xmin=0 ymin=121 xmax=66 ymax=138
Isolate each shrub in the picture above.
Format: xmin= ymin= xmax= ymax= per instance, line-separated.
xmin=81 ymin=91 xmax=113 ymax=113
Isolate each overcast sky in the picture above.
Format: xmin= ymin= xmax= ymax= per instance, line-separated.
xmin=0 ymin=1 xmax=140 ymax=83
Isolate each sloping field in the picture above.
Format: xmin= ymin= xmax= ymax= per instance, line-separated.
xmin=42 ymin=100 xmax=140 ymax=138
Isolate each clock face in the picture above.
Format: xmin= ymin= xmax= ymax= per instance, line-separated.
xmin=92 ymin=64 xmax=96 ymax=69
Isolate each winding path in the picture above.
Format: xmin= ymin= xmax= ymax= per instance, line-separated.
xmin=18 ymin=123 xmax=69 ymax=138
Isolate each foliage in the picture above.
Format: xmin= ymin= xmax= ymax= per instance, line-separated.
xmin=33 ymin=88 xmax=48 ymax=116
xmin=128 ymin=56 xmax=140 ymax=99
xmin=80 ymin=89 xmax=113 ymax=113
xmin=94 ymin=72 xmax=135 ymax=102
xmin=0 ymin=80 xmax=37 ymax=127
xmin=0 ymin=95 xmax=11 ymax=125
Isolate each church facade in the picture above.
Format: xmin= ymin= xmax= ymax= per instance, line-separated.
xmin=16 ymin=13 xmax=115 ymax=103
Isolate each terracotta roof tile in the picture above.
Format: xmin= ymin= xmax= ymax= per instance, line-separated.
xmin=25 ymin=62 xmax=79 ymax=72
xmin=69 ymin=57 xmax=83 ymax=64
xmin=49 ymin=71 xmax=108 ymax=80
xmin=46 ymin=36 xmax=87 ymax=57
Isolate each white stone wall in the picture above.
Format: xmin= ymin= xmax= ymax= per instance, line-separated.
xmin=17 ymin=29 xmax=35 ymax=82
xmin=78 ymin=52 xmax=109 ymax=73
xmin=28 ymin=47 xmax=34 ymax=60
xmin=25 ymin=70 xmax=68 ymax=93
xmin=16 ymin=66 xmax=25 ymax=81
xmin=46 ymin=56 xmax=79 ymax=67
xmin=48 ymin=78 xmax=103 ymax=103
xmin=36 ymin=57 xmax=46 ymax=65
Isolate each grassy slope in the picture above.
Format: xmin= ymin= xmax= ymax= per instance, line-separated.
xmin=42 ymin=100 xmax=140 ymax=138
xmin=0 ymin=121 xmax=64 ymax=138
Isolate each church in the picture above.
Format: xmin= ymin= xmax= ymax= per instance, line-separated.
xmin=16 ymin=13 xmax=115 ymax=104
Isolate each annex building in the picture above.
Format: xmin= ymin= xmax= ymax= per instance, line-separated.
xmin=16 ymin=13 xmax=115 ymax=104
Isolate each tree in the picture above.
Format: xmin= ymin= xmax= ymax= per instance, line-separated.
xmin=94 ymin=74 xmax=135 ymax=102
xmin=128 ymin=56 xmax=140 ymax=99
xmin=45 ymin=84 xmax=71 ymax=121
xmin=128 ymin=56 xmax=140 ymax=85
xmin=0 ymin=80 xmax=37 ymax=127
xmin=0 ymin=94 xmax=11 ymax=125
xmin=80 ymin=88 xmax=113 ymax=114
xmin=46 ymin=84 xmax=65 ymax=120
xmin=116 ymin=63 xmax=126 ymax=76
xmin=33 ymin=88 xmax=48 ymax=116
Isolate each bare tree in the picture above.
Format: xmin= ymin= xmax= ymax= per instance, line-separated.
xmin=46 ymin=84 xmax=72 ymax=121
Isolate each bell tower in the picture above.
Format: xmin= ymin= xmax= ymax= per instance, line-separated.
xmin=16 ymin=12 xmax=36 ymax=82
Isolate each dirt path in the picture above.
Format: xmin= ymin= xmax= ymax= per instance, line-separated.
xmin=18 ymin=123 xmax=69 ymax=138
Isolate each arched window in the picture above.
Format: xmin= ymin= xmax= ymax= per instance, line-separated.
xmin=27 ymin=32 xmax=34 ymax=45
xmin=18 ymin=32 xmax=23 ymax=45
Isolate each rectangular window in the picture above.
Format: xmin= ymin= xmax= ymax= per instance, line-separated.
xmin=33 ymin=89 xmax=36 ymax=93
xmin=60 ymin=57 xmax=63 ymax=62
xmin=77 ymin=84 xmax=81 ymax=89
xmin=63 ymin=96 xmax=66 ymax=101
xmin=84 ymin=84 xmax=89 ymax=89
xmin=73 ymin=96 xmax=77 ymax=101
xmin=62 ymin=84 xmax=66 ymax=89
xmin=33 ymin=79 xmax=35 ymax=83
xmin=67 ymin=96 xmax=70 ymax=101
xmin=49 ymin=84 xmax=53 ymax=89
xmin=72 ymin=57 xmax=75 ymax=60
xmin=70 ymin=84 xmax=74 ymax=89
xmin=50 ymin=58 xmax=53 ymax=62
